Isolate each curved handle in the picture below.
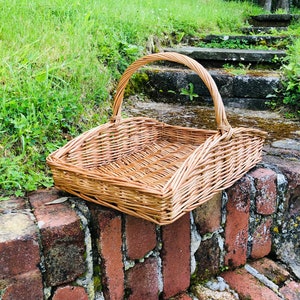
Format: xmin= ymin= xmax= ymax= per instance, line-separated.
xmin=111 ymin=52 xmax=231 ymax=134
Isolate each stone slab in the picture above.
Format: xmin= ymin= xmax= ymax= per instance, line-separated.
xmin=164 ymin=46 xmax=286 ymax=64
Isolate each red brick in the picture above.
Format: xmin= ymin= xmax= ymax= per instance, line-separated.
xmin=126 ymin=258 xmax=160 ymax=300
xmin=250 ymin=168 xmax=277 ymax=215
xmin=193 ymin=192 xmax=222 ymax=235
xmin=251 ymin=218 xmax=272 ymax=259
xmin=28 ymin=190 xmax=86 ymax=286
xmin=249 ymin=257 xmax=289 ymax=285
xmin=90 ymin=206 xmax=124 ymax=300
xmin=0 ymin=213 xmax=40 ymax=278
xmin=2 ymin=269 xmax=43 ymax=300
xmin=161 ymin=213 xmax=190 ymax=299
xmin=52 ymin=286 xmax=89 ymax=300
xmin=224 ymin=177 xmax=251 ymax=267
xmin=280 ymin=280 xmax=300 ymax=300
xmin=221 ymin=268 xmax=281 ymax=300
xmin=125 ymin=215 xmax=157 ymax=260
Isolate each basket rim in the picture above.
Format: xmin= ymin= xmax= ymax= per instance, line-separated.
xmin=47 ymin=119 xmax=267 ymax=197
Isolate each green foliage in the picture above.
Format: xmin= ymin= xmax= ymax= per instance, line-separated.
xmin=180 ymin=83 xmax=199 ymax=101
xmin=266 ymin=36 xmax=300 ymax=118
xmin=280 ymin=39 xmax=300 ymax=117
xmin=223 ymin=63 xmax=251 ymax=75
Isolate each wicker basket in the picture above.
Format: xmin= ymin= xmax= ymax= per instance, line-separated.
xmin=47 ymin=52 xmax=267 ymax=225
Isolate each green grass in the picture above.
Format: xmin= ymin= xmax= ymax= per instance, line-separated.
xmin=0 ymin=0 xmax=295 ymax=198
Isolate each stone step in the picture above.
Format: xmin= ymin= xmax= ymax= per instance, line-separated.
xmin=242 ymin=26 xmax=289 ymax=34
xmin=139 ymin=65 xmax=281 ymax=109
xmin=248 ymin=14 xmax=300 ymax=27
xmin=163 ymin=46 xmax=286 ymax=68
xmin=201 ymin=34 xmax=290 ymax=49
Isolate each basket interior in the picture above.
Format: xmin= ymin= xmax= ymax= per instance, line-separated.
xmin=57 ymin=118 xmax=217 ymax=190
xmin=92 ymin=139 xmax=197 ymax=189
xmin=83 ymin=120 xmax=217 ymax=190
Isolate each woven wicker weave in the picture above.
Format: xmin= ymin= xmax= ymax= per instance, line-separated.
xmin=47 ymin=52 xmax=267 ymax=225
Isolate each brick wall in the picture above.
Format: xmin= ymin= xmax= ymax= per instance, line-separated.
xmin=0 ymin=161 xmax=299 ymax=299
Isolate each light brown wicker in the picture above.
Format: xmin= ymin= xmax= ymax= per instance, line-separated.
xmin=47 ymin=52 xmax=267 ymax=225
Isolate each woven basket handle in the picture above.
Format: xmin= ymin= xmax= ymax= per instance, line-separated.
xmin=111 ymin=52 xmax=231 ymax=134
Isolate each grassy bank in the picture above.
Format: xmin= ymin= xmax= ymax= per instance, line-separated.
xmin=0 ymin=0 xmax=289 ymax=198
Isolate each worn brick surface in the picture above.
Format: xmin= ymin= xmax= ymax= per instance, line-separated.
xmin=125 ymin=215 xmax=157 ymax=260
xmin=265 ymin=158 xmax=300 ymax=215
xmin=161 ymin=213 xmax=190 ymax=299
xmin=0 ymin=197 xmax=26 ymax=213
xmin=126 ymin=257 xmax=160 ymax=300
xmin=28 ymin=190 xmax=86 ymax=286
xmin=249 ymin=257 xmax=289 ymax=285
xmin=90 ymin=204 xmax=124 ymax=300
xmin=52 ymin=285 xmax=89 ymax=300
xmin=0 ymin=212 xmax=40 ymax=278
xmin=194 ymin=234 xmax=221 ymax=281
xmin=224 ymin=177 xmax=251 ymax=267
xmin=1 ymin=269 xmax=43 ymax=300
xmin=280 ymin=280 xmax=300 ymax=300
xmin=193 ymin=192 xmax=222 ymax=235
xmin=251 ymin=218 xmax=272 ymax=259
xmin=250 ymin=168 xmax=277 ymax=215
xmin=221 ymin=268 xmax=281 ymax=299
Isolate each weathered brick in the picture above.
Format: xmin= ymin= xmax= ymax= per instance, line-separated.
xmin=161 ymin=213 xmax=190 ymax=299
xmin=280 ymin=280 xmax=300 ymax=300
xmin=52 ymin=285 xmax=89 ymax=300
xmin=28 ymin=190 xmax=86 ymax=286
xmin=0 ymin=212 xmax=40 ymax=278
xmin=89 ymin=204 xmax=124 ymax=300
xmin=251 ymin=218 xmax=272 ymax=259
xmin=249 ymin=257 xmax=289 ymax=285
xmin=221 ymin=268 xmax=281 ymax=300
xmin=193 ymin=192 xmax=222 ymax=235
xmin=250 ymin=168 xmax=277 ymax=215
xmin=126 ymin=257 xmax=160 ymax=300
xmin=125 ymin=215 xmax=157 ymax=260
xmin=194 ymin=234 xmax=221 ymax=281
xmin=1 ymin=269 xmax=43 ymax=300
xmin=0 ymin=197 xmax=26 ymax=213
xmin=224 ymin=176 xmax=251 ymax=267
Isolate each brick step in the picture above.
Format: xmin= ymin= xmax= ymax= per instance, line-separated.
xmin=163 ymin=46 xmax=286 ymax=68
xmin=139 ymin=65 xmax=281 ymax=109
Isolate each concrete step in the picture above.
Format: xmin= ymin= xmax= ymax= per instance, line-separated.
xmin=163 ymin=46 xmax=286 ymax=68
xmin=139 ymin=65 xmax=281 ymax=110
xmin=242 ymin=26 xmax=289 ymax=34
xmin=201 ymin=34 xmax=290 ymax=49
xmin=242 ymin=13 xmax=300 ymax=34
xmin=184 ymin=34 xmax=290 ymax=48
xmin=248 ymin=14 xmax=300 ymax=27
